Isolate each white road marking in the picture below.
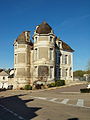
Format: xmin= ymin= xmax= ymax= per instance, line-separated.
xmin=30 ymin=96 xmax=90 ymax=109
xmin=60 ymin=99 xmax=69 ymax=104
xmin=18 ymin=116 xmax=25 ymax=120
xmin=76 ymin=99 xmax=84 ymax=107
xmin=13 ymin=113 xmax=18 ymax=116
xmin=34 ymin=97 xmax=47 ymax=100
xmin=49 ymin=98 xmax=58 ymax=102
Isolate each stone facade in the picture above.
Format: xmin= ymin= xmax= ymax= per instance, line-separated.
xmin=13 ymin=22 xmax=74 ymax=89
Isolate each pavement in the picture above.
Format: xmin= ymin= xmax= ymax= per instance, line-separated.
xmin=0 ymin=83 xmax=90 ymax=120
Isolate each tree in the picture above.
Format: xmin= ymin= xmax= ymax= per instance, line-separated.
xmin=73 ymin=70 xmax=85 ymax=77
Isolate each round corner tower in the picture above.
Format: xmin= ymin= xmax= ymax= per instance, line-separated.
xmin=13 ymin=31 xmax=32 ymax=89
xmin=33 ymin=22 xmax=56 ymax=84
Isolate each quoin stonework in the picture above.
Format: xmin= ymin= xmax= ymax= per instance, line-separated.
xmin=13 ymin=22 xmax=74 ymax=89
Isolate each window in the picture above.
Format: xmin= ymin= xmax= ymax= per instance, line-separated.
xmin=65 ymin=69 xmax=68 ymax=77
xmin=14 ymin=54 xmax=17 ymax=64
xmin=69 ymin=67 xmax=72 ymax=77
xmin=58 ymin=42 xmax=60 ymax=48
xmin=15 ymin=44 xmax=17 ymax=49
xmin=35 ymin=48 xmax=37 ymax=60
xmin=62 ymin=54 xmax=68 ymax=64
xmin=50 ymin=48 xmax=53 ymax=60
xmin=50 ymin=36 xmax=53 ymax=42
xmin=62 ymin=69 xmax=65 ymax=77
xmin=65 ymin=55 xmax=68 ymax=64
xmin=35 ymin=37 xmax=37 ymax=42
xmin=50 ymin=66 xmax=53 ymax=78
xmin=68 ymin=55 xmax=71 ymax=64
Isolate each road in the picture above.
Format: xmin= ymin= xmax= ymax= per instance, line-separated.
xmin=0 ymin=84 xmax=90 ymax=120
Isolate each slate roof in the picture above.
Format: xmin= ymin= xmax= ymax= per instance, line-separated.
xmin=56 ymin=38 xmax=74 ymax=52
xmin=36 ymin=21 xmax=52 ymax=34
xmin=61 ymin=40 xmax=74 ymax=52
xmin=16 ymin=31 xmax=33 ymax=46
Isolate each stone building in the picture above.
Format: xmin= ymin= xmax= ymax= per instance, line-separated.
xmin=13 ymin=22 xmax=74 ymax=89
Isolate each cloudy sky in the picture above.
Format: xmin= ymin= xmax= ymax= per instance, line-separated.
xmin=0 ymin=0 xmax=90 ymax=71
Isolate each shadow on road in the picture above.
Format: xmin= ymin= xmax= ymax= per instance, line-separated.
xmin=0 ymin=94 xmax=42 ymax=120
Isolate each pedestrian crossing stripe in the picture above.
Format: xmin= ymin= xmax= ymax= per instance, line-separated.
xmin=60 ymin=99 xmax=69 ymax=104
xmin=30 ymin=96 xmax=90 ymax=109
xmin=76 ymin=99 xmax=84 ymax=107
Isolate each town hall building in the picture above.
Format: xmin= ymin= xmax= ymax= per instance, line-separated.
xmin=13 ymin=22 xmax=74 ymax=89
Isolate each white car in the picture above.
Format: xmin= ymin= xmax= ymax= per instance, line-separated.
xmin=87 ymin=84 xmax=90 ymax=89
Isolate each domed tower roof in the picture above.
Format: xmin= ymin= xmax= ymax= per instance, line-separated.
xmin=36 ymin=22 xmax=52 ymax=34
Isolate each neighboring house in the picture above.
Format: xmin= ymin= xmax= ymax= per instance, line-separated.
xmin=13 ymin=22 xmax=74 ymax=89
xmin=0 ymin=70 xmax=9 ymax=89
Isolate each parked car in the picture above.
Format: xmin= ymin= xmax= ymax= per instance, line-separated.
xmin=87 ymin=84 xmax=90 ymax=89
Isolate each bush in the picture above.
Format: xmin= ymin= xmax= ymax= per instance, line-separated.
xmin=80 ymin=88 xmax=90 ymax=93
xmin=55 ymin=80 xmax=65 ymax=86
xmin=48 ymin=80 xmax=65 ymax=88
xmin=48 ymin=83 xmax=56 ymax=87
xmin=24 ymin=85 xmax=32 ymax=90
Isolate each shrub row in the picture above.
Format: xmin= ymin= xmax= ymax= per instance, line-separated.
xmin=48 ymin=80 xmax=65 ymax=88
xmin=24 ymin=85 xmax=32 ymax=90
xmin=23 ymin=80 xmax=65 ymax=90
xmin=80 ymin=88 xmax=90 ymax=93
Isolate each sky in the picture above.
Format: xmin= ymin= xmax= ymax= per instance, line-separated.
xmin=0 ymin=0 xmax=90 ymax=71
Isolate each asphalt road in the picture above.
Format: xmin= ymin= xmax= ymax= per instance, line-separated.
xmin=0 ymin=84 xmax=90 ymax=120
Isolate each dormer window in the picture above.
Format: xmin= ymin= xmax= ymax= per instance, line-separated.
xmin=50 ymin=36 xmax=53 ymax=42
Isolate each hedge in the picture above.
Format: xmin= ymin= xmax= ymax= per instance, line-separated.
xmin=24 ymin=85 xmax=32 ymax=90
xmin=55 ymin=80 xmax=65 ymax=86
xmin=48 ymin=80 xmax=65 ymax=88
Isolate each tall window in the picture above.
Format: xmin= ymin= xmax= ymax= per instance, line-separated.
xmin=15 ymin=54 xmax=17 ymax=64
xmin=35 ymin=48 xmax=37 ymax=60
xmin=62 ymin=69 xmax=65 ymax=77
xmin=68 ymin=55 xmax=71 ymax=64
xmin=58 ymin=42 xmax=60 ymax=48
xmin=62 ymin=54 xmax=65 ymax=64
xmin=50 ymin=66 xmax=53 ymax=78
xmin=50 ymin=36 xmax=53 ymax=42
xmin=65 ymin=55 xmax=68 ymax=64
xmin=69 ymin=67 xmax=72 ymax=77
xmin=50 ymin=48 xmax=53 ymax=60
xmin=62 ymin=54 xmax=68 ymax=64
xmin=35 ymin=37 xmax=37 ymax=42
xmin=65 ymin=69 xmax=68 ymax=77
